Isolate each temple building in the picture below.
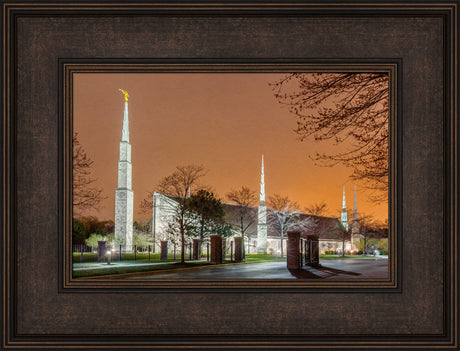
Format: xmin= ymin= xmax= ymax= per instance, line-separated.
xmin=151 ymin=156 xmax=359 ymax=256
xmin=114 ymin=89 xmax=134 ymax=250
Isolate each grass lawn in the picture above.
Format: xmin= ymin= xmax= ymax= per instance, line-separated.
xmin=73 ymin=252 xmax=189 ymax=263
xmin=73 ymin=252 xmax=285 ymax=264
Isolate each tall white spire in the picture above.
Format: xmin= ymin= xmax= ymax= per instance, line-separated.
xmin=353 ymin=184 xmax=358 ymax=221
xmin=260 ymin=154 xmax=265 ymax=205
xmin=121 ymin=101 xmax=129 ymax=142
xmin=119 ymin=88 xmax=130 ymax=142
xmin=115 ymin=89 xmax=133 ymax=251
xmin=341 ymin=186 xmax=349 ymax=231
xmin=257 ymin=155 xmax=267 ymax=254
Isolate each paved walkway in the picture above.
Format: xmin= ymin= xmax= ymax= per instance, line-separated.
xmin=126 ymin=257 xmax=389 ymax=280
xmin=73 ymin=260 xmax=202 ymax=271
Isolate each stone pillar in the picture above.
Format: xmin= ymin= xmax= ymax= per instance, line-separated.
xmin=97 ymin=241 xmax=107 ymax=262
xmin=311 ymin=240 xmax=320 ymax=266
xmin=234 ymin=237 xmax=244 ymax=262
xmin=192 ymin=239 xmax=200 ymax=260
xmin=210 ymin=235 xmax=222 ymax=265
xmin=305 ymin=239 xmax=320 ymax=267
xmin=160 ymin=240 xmax=168 ymax=260
xmin=287 ymin=231 xmax=300 ymax=270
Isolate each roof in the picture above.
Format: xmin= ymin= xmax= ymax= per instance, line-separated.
xmin=221 ymin=202 xmax=348 ymax=241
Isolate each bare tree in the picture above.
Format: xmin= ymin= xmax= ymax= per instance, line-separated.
xmin=188 ymin=190 xmax=225 ymax=242
xmin=358 ymin=213 xmax=388 ymax=255
xmin=267 ymin=194 xmax=302 ymax=257
xmin=72 ymin=133 xmax=105 ymax=215
xmin=157 ymin=165 xmax=206 ymax=263
xmin=226 ymin=186 xmax=258 ymax=256
xmin=140 ymin=190 xmax=155 ymax=215
xmin=140 ymin=185 xmax=211 ymax=215
xmin=272 ymin=73 xmax=389 ymax=201
xmin=330 ymin=206 xmax=353 ymax=256
xmin=304 ymin=202 xmax=329 ymax=216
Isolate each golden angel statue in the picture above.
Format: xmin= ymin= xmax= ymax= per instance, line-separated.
xmin=118 ymin=89 xmax=129 ymax=103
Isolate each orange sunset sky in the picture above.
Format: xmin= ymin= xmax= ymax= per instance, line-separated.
xmin=73 ymin=73 xmax=388 ymax=222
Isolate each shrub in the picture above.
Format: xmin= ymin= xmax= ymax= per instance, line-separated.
xmin=85 ymin=233 xmax=109 ymax=248
xmin=132 ymin=232 xmax=153 ymax=247
xmin=324 ymin=250 xmax=335 ymax=255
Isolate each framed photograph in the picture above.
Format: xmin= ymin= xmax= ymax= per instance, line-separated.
xmin=67 ymin=65 xmax=396 ymax=288
xmin=2 ymin=1 xmax=458 ymax=350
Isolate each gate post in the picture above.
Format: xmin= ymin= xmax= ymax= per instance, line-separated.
xmin=234 ymin=237 xmax=244 ymax=262
xmin=97 ymin=241 xmax=107 ymax=262
xmin=210 ymin=235 xmax=223 ymax=264
xmin=287 ymin=231 xmax=301 ymax=269
xmin=160 ymin=240 xmax=168 ymax=260
xmin=192 ymin=239 xmax=200 ymax=260
xmin=311 ymin=240 xmax=320 ymax=266
xmin=300 ymin=239 xmax=303 ymax=267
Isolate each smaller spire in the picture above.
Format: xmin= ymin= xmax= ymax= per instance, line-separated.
xmin=341 ymin=186 xmax=349 ymax=231
xmin=353 ymin=184 xmax=358 ymax=220
xmin=259 ymin=155 xmax=265 ymax=205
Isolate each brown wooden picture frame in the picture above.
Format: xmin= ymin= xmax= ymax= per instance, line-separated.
xmin=2 ymin=1 xmax=458 ymax=349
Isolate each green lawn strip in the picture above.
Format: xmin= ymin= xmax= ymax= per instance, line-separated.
xmin=72 ymin=252 xmax=180 ymax=263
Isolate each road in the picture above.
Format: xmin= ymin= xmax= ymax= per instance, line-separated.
xmin=126 ymin=257 xmax=389 ymax=280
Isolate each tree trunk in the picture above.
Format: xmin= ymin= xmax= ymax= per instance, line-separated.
xmin=241 ymin=215 xmax=245 ymax=258
xmin=180 ymin=228 xmax=185 ymax=263
xmin=222 ymin=239 xmax=227 ymax=261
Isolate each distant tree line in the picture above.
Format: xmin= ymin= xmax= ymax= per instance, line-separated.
xmin=72 ymin=216 xmax=153 ymax=249
xmin=72 ymin=216 xmax=114 ymax=245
